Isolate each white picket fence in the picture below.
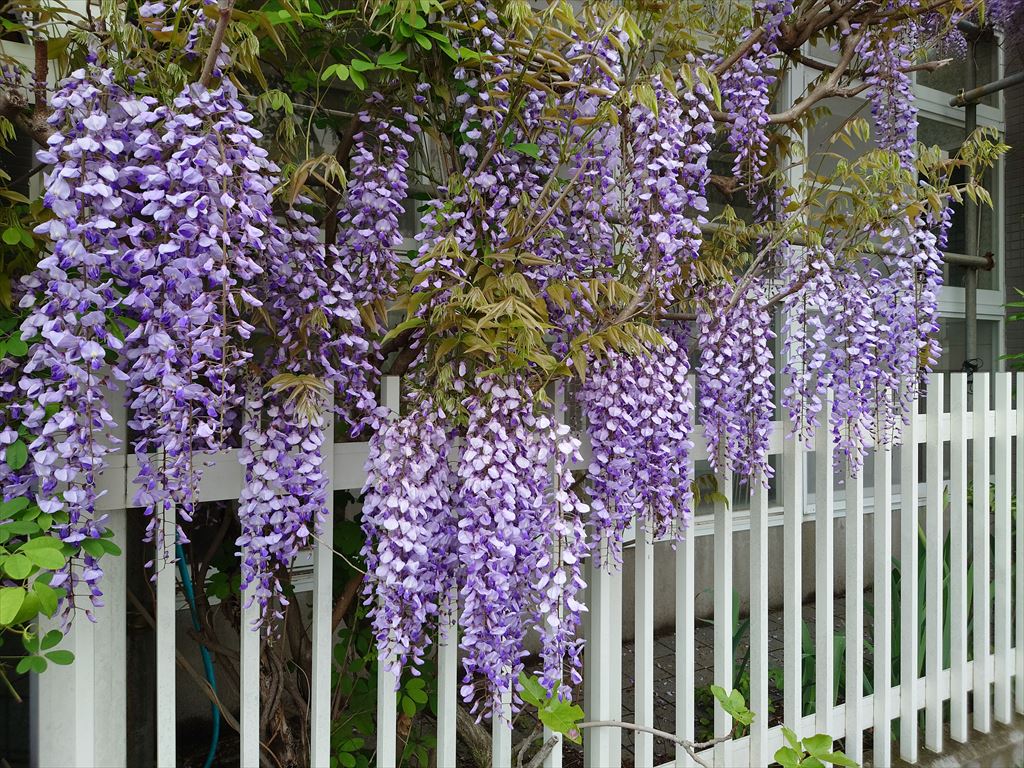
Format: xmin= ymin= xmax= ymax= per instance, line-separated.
xmin=29 ymin=371 xmax=1024 ymax=767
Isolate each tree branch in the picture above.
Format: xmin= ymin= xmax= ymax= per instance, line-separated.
xmin=199 ymin=0 xmax=236 ymax=88
xmin=323 ymin=114 xmax=361 ymax=246
xmin=574 ymin=720 xmax=734 ymax=768
xmin=330 ymin=573 xmax=363 ymax=633
xmin=0 ymin=88 xmax=51 ymax=146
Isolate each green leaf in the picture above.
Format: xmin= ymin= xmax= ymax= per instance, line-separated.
xmin=3 ymin=554 xmax=32 ymax=579
xmin=45 ymin=649 xmax=74 ymax=665
xmin=537 ymin=698 xmax=584 ymax=742
xmin=781 ymin=726 xmax=802 ymax=751
xmin=400 ymin=694 xmax=416 ymax=717
xmin=11 ymin=591 xmax=39 ymax=624
xmin=802 ymin=733 xmax=833 ymax=758
xmin=0 ymin=586 xmax=26 ymax=624
xmin=350 ymin=58 xmax=375 ymax=72
xmin=2 ymin=227 xmax=20 ymax=245
xmin=19 ymin=536 xmax=63 ymax=551
xmin=381 ymin=316 xmax=425 ymax=344
xmin=22 ymin=547 xmax=65 ymax=569
xmin=6 ymin=337 xmax=26 ymax=356
xmin=518 ymin=672 xmax=547 ymax=707
xmin=510 ymin=142 xmax=540 ymax=159
xmin=333 ymin=64 xmax=350 ymax=82
xmin=821 ymin=751 xmax=859 ymax=767
xmin=406 ymin=685 xmax=428 ymax=704
xmin=774 ymin=746 xmax=802 ymax=768
xmin=33 ymin=581 xmax=60 ymax=617
xmin=6 ymin=440 xmax=28 ymax=470
xmin=377 ymin=50 xmax=407 ymax=68
xmin=0 ymin=497 xmax=29 ymax=518
xmin=349 ymin=69 xmax=367 ymax=89
xmin=40 ymin=629 xmax=62 ymax=650
xmin=16 ymin=655 xmax=46 ymax=675
xmin=710 ymin=685 xmax=753 ymax=726
xmin=414 ymin=32 xmax=432 ymax=49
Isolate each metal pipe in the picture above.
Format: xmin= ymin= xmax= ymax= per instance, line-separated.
xmin=964 ymin=36 xmax=979 ymax=368
xmin=949 ymin=69 xmax=1024 ymax=107
xmin=945 ymin=251 xmax=994 ymax=270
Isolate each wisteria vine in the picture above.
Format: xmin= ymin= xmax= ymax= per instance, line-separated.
xmin=1 ymin=0 xmax=995 ymax=723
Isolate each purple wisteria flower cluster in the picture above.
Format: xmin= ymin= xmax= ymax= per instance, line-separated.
xmin=336 ymin=98 xmax=418 ymax=303
xmin=8 ymin=64 xmax=379 ymax=620
xmin=859 ymin=29 xmax=918 ymax=170
xmin=718 ymin=0 xmax=793 ymax=194
xmin=453 ymin=378 xmax=588 ymax=718
xmin=698 ymin=282 xmax=776 ymax=480
xmin=16 ymin=67 xmax=142 ymax=609
xmin=361 ymin=399 xmax=455 ymax=677
xmin=579 ymin=334 xmax=694 ymax=566
xmin=361 ymin=379 xmax=589 ymax=718
xmin=628 ymin=79 xmax=714 ymax=300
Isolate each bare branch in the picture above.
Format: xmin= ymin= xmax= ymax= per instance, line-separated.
xmin=199 ymin=0 xmax=237 ymax=88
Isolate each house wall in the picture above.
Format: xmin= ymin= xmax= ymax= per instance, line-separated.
xmin=1004 ymin=43 xmax=1024 ymax=358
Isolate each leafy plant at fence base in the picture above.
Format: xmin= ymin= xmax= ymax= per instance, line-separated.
xmin=775 ymin=728 xmax=858 ymax=768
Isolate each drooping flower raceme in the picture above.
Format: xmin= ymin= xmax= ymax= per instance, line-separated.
xmin=335 ymin=98 xmax=418 ymax=303
xmin=579 ymin=331 xmax=695 ymax=566
xmin=697 ymin=283 xmax=776 ymax=480
xmin=16 ymin=66 xmax=143 ymax=609
xmin=361 ymin=400 xmax=455 ymax=676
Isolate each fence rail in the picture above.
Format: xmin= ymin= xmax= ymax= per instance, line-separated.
xmin=31 ymin=372 xmax=1024 ymax=767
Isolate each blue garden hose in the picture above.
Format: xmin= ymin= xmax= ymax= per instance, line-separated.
xmin=177 ymin=540 xmax=221 ymax=768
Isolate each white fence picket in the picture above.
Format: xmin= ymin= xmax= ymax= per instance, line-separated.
xmin=436 ymin=592 xmax=459 ymax=767
xmin=1018 ymin=371 xmax=1024 ymax=715
xmin=973 ymin=372 xmax=993 ymax=733
xmin=492 ymin=688 xmax=513 ymax=768
xmin=950 ymin=373 xmax=970 ymax=743
xmin=675 ymin=373 xmax=697 ymax=768
xmin=634 ymin=521 xmax=655 ymax=768
xmin=814 ymin=393 xmax=835 ymax=737
xmin=675 ymin=514 xmax=696 ymax=768
xmin=995 ymin=374 xmax=1013 ymax=723
xmin=310 ymin=395 xmax=336 ymax=767
xmin=155 ymin=506 xmax=177 ymax=768
xmin=584 ymin=553 xmax=622 ymax=767
xmin=376 ymin=378 xmax=401 ymax=767
xmin=240 ymin=581 xmax=260 ymax=768
xmin=925 ymin=375 xmax=945 ymax=752
xmin=93 ymin=507 xmax=127 ymax=768
xmin=872 ymin=442 xmax=894 ymax=766
xmin=782 ymin=394 xmax=805 ymax=731
xmin=844 ymin=464 xmax=864 ymax=763
xmin=899 ymin=391 xmax=920 ymax=763
xmin=713 ymin=469 xmax=733 ymax=768
xmin=749 ymin=472 xmax=769 ymax=767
